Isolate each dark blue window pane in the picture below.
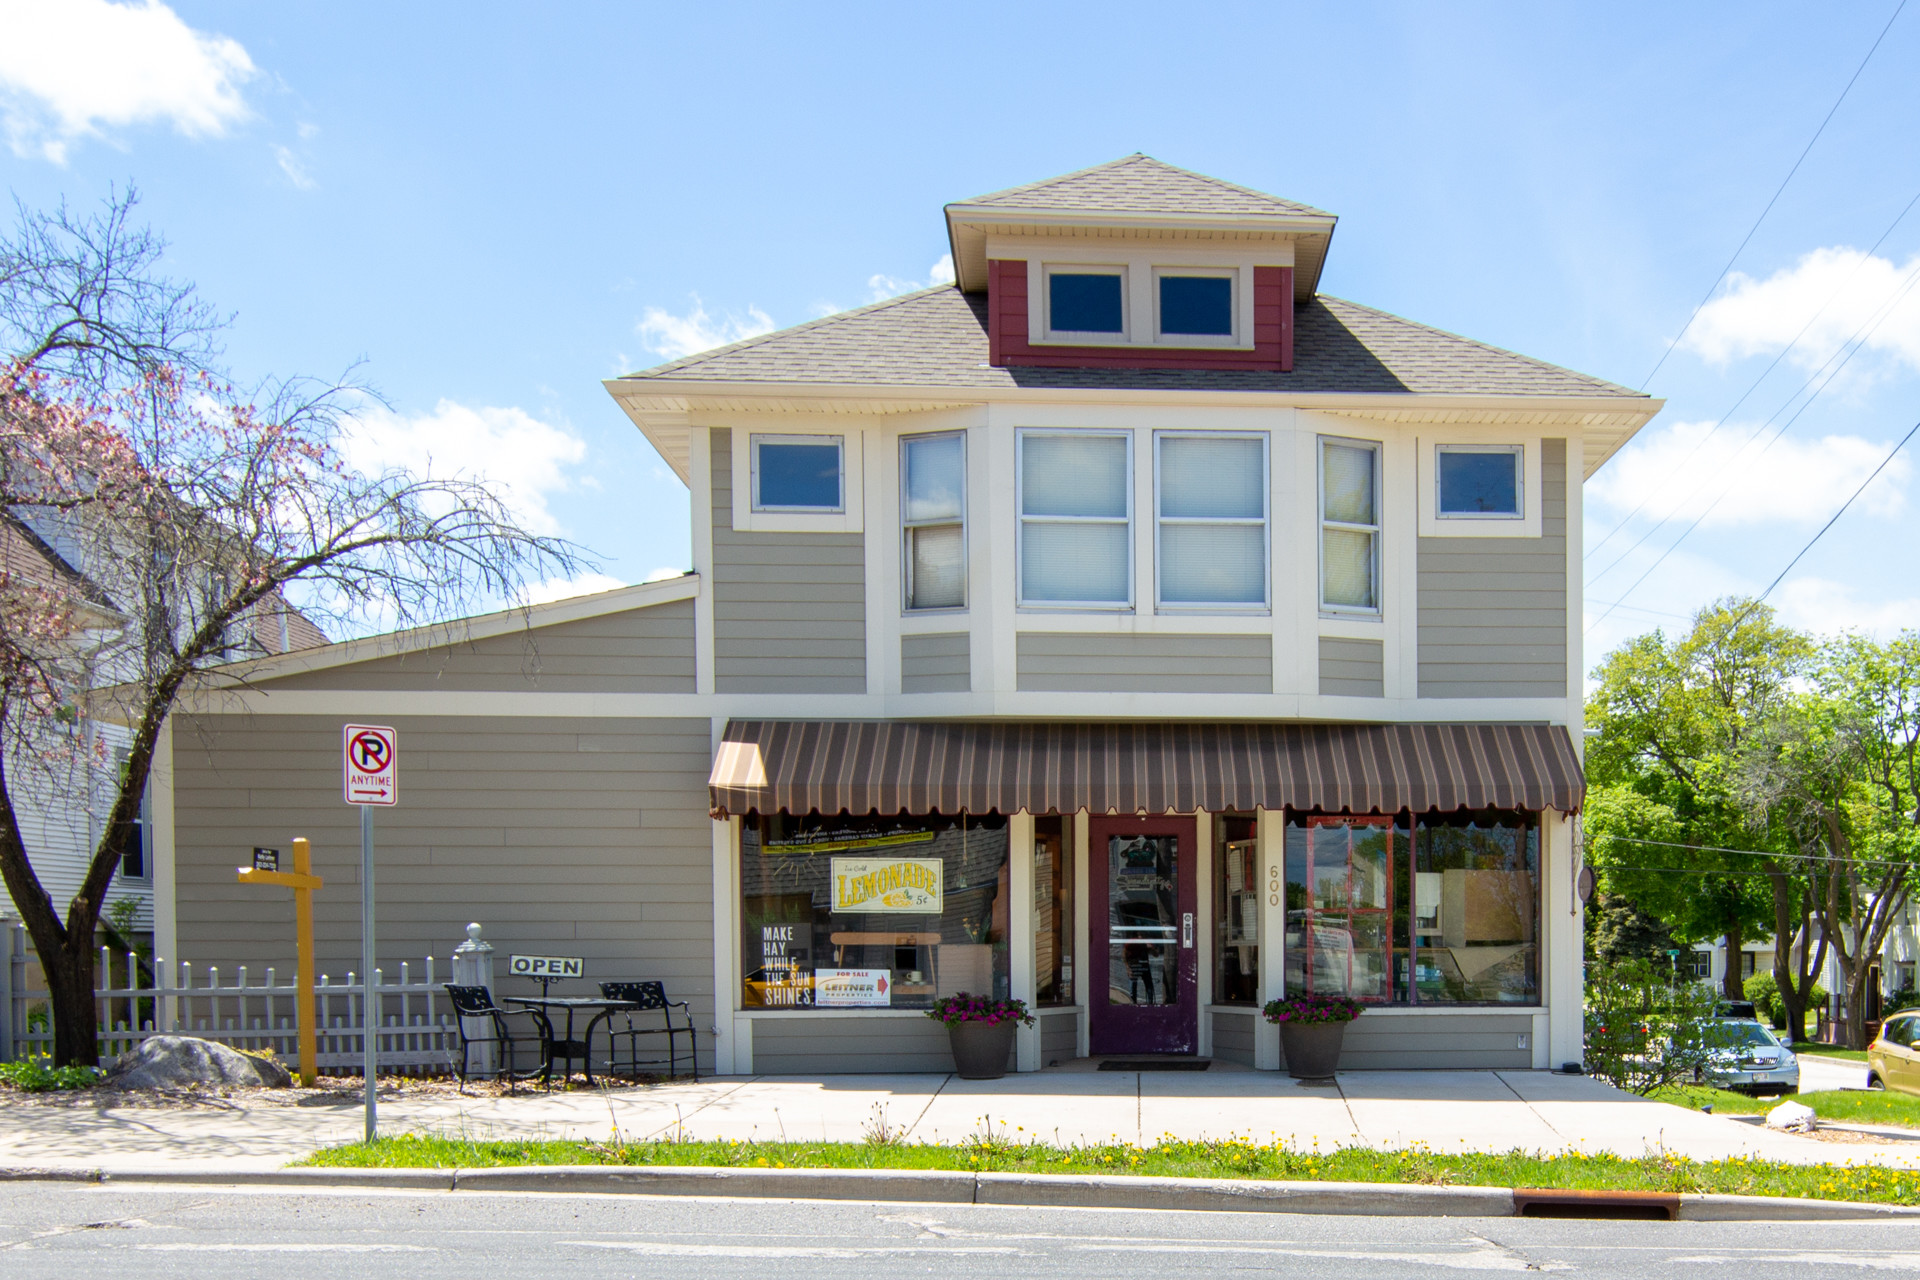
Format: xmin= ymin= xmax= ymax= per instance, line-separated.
xmin=757 ymin=442 xmax=842 ymax=509
xmin=1438 ymin=451 xmax=1519 ymax=515
xmin=1050 ymin=273 xmax=1124 ymax=333
xmin=1159 ymin=276 xmax=1233 ymax=336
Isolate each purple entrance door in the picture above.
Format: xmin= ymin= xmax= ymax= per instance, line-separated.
xmin=1088 ymin=815 xmax=1198 ymax=1055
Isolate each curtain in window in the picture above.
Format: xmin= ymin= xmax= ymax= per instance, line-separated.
xmin=1024 ymin=435 xmax=1126 ymax=516
xmin=1321 ymin=442 xmax=1377 ymax=609
xmin=908 ymin=524 xmax=964 ymax=609
xmin=1022 ymin=523 xmax=1129 ymax=602
xmin=1021 ymin=434 xmax=1128 ymax=603
xmin=1322 ymin=443 xmax=1375 ymax=524
xmin=1160 ymin=435 xmax=1264 ymax=604
xmin=904 ymin=434 xmax=965 ymax=610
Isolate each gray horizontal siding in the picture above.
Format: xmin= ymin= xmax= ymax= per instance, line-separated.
xmin=172 ymin=713 xmax=717 ymax=1072
xmin=1039 ymin=1008 xmax=1078 ymax=1066
xmin=711 ymin=427 xmax=866 ymax=693
xmin=258 ymin=600 xmax=696 ymax=693
xmin=902 ymin=631 xmax=970 ymax=694
xmin=1417 ymin=437 xmax=1568 ymax=699
xmin=1280 ymin=1013 xmax=1534 ymax=1071
xmin=751 ymin=1016 xmax=1001 ymax=1074
xmin=1016 ymin=632 xmax=1272 ymax=694
xmin=1211 ymin=1008 xmax=1256 ymax=1067
xmin=1318 ymin=636 xmax=1384 ymax=698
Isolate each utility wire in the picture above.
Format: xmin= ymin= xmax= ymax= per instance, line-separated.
xmin=1585 ymin=254 xmax=1920 ymax=634
xmin=1588 ymin=832 xmax=1914 ymax=870
xmin=1588 ymin=181 xmax=1920 ymax=565
xmin=1638 ymin=0 xmax=1909 ymax=391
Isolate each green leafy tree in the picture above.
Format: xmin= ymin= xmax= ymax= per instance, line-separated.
xmin=1585 ymin=600 xmax=1809 ymax=999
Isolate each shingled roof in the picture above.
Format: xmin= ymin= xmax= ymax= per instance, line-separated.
xmin=617 ymin=284 xmax=1642 ymax=399
xmin=955 ymin=154 xmax=1331 ymax=220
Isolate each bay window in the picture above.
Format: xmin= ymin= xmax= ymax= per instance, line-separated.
xmin=1018 ymin=430 xmax=1131 ymax=607
xmin=1156 ymin=432 xmax=1267 ymax=608
xmin=1319 ymin=438 xmax=1379 ymax=613
xmin=902 ymin=431 xmax=966 ymax=610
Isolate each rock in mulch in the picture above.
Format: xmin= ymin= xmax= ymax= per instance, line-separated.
xmin=1766 ymin=1099 xmax=1818 ymax=1132
xmin=102 ymin=1036 xmax=294 ymax=1090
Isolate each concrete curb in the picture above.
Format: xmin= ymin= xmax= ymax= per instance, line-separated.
xmin=7 ymin=1164 xmax=1916 ymax=1220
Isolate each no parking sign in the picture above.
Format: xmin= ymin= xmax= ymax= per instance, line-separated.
xmin=344 ymin=724 xmax=398 ymax=806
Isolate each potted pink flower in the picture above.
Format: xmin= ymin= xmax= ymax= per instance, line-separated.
xmin=926 ymin=993 xmax=1034 ymax=1079
xmin=1263 ymin=993 xmax=1364 ymax=1080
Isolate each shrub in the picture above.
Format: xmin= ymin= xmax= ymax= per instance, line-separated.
xmin=1744 ymin=972 xmax=1783 ymax=1027
xmin=0 ymin=1056 xmax=103 ymax=1092
xmin=1583 ymin=957 xmax=1722 ymax=1095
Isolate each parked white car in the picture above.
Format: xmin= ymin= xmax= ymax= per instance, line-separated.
xmin=1703 ymin=1019 xmax=1800 ymax=1096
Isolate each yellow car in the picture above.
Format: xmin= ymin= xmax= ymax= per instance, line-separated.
xmin=1868 ymin=1012 xmax=1920 ymax=1093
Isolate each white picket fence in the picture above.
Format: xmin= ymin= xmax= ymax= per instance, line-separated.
xmin=1 ymin=921 xmax=457 ymax=1074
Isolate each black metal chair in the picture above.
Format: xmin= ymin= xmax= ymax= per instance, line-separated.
xmin=443 ymin=984 xmax=547 ymax=1092
xmin=599 ymin=981 xmax=699 ymax=1080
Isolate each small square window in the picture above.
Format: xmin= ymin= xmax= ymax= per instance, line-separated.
xmin=1437 ymin=446 xmax=1522 ymax=518
xmin=1158 ymin=274 xmax=1233 ymax=337
xmin=1047 ymin=269 xmax=1124 ymax=335
xmin=753 ymin=435 xmax=843 ymax=512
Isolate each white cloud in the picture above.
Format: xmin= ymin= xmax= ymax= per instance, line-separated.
xmin=274 ymin=144 xmax=314 ymax=190
xmin=1587 ymin=418 xmax=1909 ymax=529
xmin=337 ymin=400 xmax=589 ymax=537
xmin=636 ymin=296 xmax=775 ymax=361
xmin=518 ymin=571 xmax=628 ymax=605
xmin=0 ymin=0 xmax=255 ymax=162
xmin=865 ymin=253 xmax=955 ymax=303
xmin=1773 ymin=577 xmax=1920 ymax=639
xmin=643 ymin=566 xmax=687 ymax=583
xmin=1682 ymin=246 xmax=1920 ymax=373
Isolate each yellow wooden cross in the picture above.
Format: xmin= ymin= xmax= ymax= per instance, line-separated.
xmin=236 ymin=837 xmax=324 ymax=1086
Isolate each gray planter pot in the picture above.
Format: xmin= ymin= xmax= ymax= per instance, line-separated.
xmin=1279 ymin=1020 xmax=1350 ymax=1080
xmin=946 ymin=1019 xmax=1017 ymax=1079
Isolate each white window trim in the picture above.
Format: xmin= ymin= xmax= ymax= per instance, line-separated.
xmin=1016 ymin=427 xmax=1134 ymax=612
xmin=1153 ymin=429 xmax=1269 ymax=613
xmin=1020 ymin=247 xmax=1261 ymax=353
xmin=1041 ymin=263 xmax=1129 ymax=343
xmin=1151 ymin=266 xmax=1239 ymax=346
xmin=731 ymin=431 xmax=864 ymax=534
xmin=1318 ymin=434 xmax=1382 ymax=618
xmin=752 ymin=433 xmax=844 ymax=513
xmin=901 ymin=429 xmax=967 ymax=614
xmin=1417 ymin=438 xmax=1542 ymax=539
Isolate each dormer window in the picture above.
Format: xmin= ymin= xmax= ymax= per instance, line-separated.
xmin=1156 ymin=270 xmax=1234 ymax=340
xmin=1044 ymin=266 xmax=1126 ymax=338
xmin=752 ymin=434 xmax=844 ymax=512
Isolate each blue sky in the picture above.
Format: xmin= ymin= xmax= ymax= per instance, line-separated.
xmin=4 ymin=1 xmax=1919 ymax=665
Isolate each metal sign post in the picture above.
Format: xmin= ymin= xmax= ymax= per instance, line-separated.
xmin=235 ymin=838 xmax=324 ymax=1085
xmin=343 ymin=724 xmax=398 ymax=1143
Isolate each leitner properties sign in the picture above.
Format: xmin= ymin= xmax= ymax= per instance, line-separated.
xmin=832 ymin=856 xmax=942 ymax=914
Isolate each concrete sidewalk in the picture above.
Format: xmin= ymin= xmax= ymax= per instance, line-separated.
xmin=0 ymin=1068 xmax=1911 ymax=1173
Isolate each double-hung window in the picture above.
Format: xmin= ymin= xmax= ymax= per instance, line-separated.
xmin=902 ymin=431 xmax=966 ymax=610
xmin=1319 ymin=438 xmax=1380 ymax=613
xmin=1018 ymin=430 xmax=1131 ymax=607
xmin=752 ymin=434 xmax=844 ymax=512
xmin=1156 ymin=432 xmax=1267 ymax=608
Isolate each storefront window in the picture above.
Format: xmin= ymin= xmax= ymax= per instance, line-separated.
xmin=1033 ymin=815 xmax=1074 ymax=1006
xmin=1213 ymin=813 xmax=1258 ymax=1004
xmin=741 ymin=812 xmax=1009 ymax=1011
xmin=1412 ymin=812 xmax=1537 ymax=1005
xmin=1283 ymin=809 xmax=1538 ymax=1006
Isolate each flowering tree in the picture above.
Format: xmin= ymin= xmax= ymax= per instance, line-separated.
xmin=0 ymin=192 xmax=583 ymax=1065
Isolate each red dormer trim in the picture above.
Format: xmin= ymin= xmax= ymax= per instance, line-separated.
xmin=987 ymin=260 xmax=1294 ymax=372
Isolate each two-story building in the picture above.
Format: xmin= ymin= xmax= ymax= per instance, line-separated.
xmin=152 ymin=156 xmax=1660 ymax=1076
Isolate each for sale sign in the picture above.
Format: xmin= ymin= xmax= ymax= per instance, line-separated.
xmin=814 ymin=968 xmax=891 ymax=1007
xmin=343 ymin=724 xmax=398 ymax=806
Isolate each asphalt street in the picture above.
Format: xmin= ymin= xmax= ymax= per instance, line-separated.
xmin=3 ymin=1184 xmax=1919 ymax=1278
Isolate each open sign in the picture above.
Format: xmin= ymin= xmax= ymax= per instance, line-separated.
xmin=508 ymin=954 xmax=583 ymax=979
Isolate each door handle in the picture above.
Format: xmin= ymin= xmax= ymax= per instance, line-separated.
xmin=1182 ymin=913 xmax=1194 ymax=948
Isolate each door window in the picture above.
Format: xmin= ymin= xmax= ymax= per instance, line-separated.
xmin=1107 ymin=833 xmax=1179 ymax=1007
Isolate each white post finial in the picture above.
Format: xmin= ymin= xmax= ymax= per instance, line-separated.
xmin=466 ymin=922 xmax=483 ymax=944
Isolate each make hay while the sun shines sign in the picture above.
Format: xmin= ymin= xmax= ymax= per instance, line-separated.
xmin=831 ymin=857 xmax=943 ymax=913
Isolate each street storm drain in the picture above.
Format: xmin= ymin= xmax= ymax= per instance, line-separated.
xmin=1512 ymin=1188 xmax=1677 ymax=1220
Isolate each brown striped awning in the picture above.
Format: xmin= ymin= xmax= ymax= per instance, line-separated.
xmin=707 ymin=720 xmax=1585 ymax=818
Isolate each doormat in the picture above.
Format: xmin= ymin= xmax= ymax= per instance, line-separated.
xmin=1097 ymin=1059 xmax=1210 ymax=1071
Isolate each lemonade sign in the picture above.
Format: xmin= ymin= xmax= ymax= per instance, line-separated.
xmin=832 ymin=856 xmax=942 ymax=913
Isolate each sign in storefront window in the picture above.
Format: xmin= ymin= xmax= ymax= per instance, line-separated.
xmin=741 ymin=813 xmax=1009 ymax=1011
xmin=1285 ymin=810 xmax=1539 ymax=1006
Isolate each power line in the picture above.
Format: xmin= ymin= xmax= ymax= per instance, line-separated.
xmin=1587 ymin=832 xmax=1915 ymax=870
xmin=1584 ymin=255 xmax=1920 ymax=634
xmin=1587 ymin=181 xmax=1920 ymax=565
xmin=1638 ymin=0 xmax=1909 ymax=391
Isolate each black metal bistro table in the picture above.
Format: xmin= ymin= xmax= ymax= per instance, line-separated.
xmin=501 ymin=995 xmax=640 ymax=1085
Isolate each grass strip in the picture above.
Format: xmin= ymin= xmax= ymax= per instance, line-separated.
xmin=302 ymin=1132 xmax=1920 ymax=1206
xmin=1653 ymin=1084 xmax=1920 ymax=1129
xmin=1796 ymin=1045 xmax=1873 ymax=1063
